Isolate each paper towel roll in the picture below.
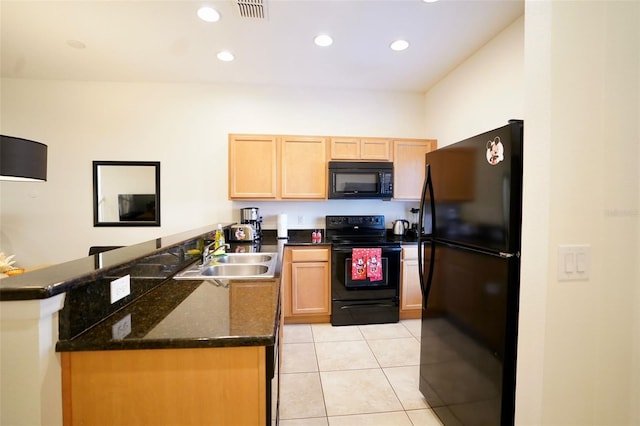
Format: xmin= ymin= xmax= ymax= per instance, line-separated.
xmin=277 ymin=213 xmax=288 ymax=239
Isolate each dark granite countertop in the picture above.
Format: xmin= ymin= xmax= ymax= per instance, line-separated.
xmin=50 ymin=227 xmax=411 ymax=353
xmin=56 ymin=276 xmax=281 ymax=352
xmin=56 ymin=238 xmax=284 ymax=352
xmin=0 ymin=224 xmax=229 ymax=301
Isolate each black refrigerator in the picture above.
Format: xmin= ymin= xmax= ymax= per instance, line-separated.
xmin=417 ymin=120 xmax=523 ymax=426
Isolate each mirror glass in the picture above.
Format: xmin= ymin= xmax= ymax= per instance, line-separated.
xmin=93 ymin=161 xmax=160 ymax=227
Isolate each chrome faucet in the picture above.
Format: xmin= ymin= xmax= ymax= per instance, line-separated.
xmin=202 ymin=242 xmax=229 ymax=265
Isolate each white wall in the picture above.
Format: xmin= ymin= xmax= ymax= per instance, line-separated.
xmin=528 ymin=2 xmax=639 ymax=424
xmin=0 ymin=81 xmax=426 ymax=266
xmin=424 ymin=4 xmax=640 ymax=425
xmin=424 ymin=16 xmax=524 ymax=147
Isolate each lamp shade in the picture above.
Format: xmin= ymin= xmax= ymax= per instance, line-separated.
xmin=0 ymin=135 xmax=48 ymax=182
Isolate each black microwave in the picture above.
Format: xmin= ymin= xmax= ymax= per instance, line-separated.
xmin=328 ymin=161 xmax=393 ymax=200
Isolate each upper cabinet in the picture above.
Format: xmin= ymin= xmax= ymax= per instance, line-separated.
xmin=281 ymin=136 xmax=327 ymax=199
xmin=229 ymin=134 xmax=436 ymax=201
xmin=330 ymin=137 xmax=391 ymax=161
xmin=229 ymin=135 xmax=278 ymax=199
xmin=392 ymin=138 xmax=437 ymax=200
xmin=229 ymin=134 xmax=327 ymax=200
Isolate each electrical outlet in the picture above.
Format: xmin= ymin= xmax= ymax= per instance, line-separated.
xmin=297 ymin=215 xmax=304 ymax=225
xmin=110 ymin=275 xmax=131 ymax=304
xmin=112 ymin=314 xmax=132 ymax=340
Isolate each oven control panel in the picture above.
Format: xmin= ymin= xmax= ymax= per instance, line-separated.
xmin=325 ymin=215 xmax=385 ymax=230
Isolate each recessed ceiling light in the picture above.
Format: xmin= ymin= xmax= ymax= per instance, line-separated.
xmin=314 ymin=34 xmax=333 ymax=47
xmin=197 ymin=6 xmax=220 ymax=22
xmin=217 ymin=50 xmax=235 ymax=62
xmin=66 ymin=40 xmax=86 ymax=49
xmin=423 ymin=0 xmax=439 ymax=3
xmin=390 ymin=39 xmax=409 ymax=51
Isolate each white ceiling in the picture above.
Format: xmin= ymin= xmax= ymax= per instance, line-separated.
xmin=1 ymin=0 xmax=524 ymax=93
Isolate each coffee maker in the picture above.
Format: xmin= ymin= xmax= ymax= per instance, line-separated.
xmin=240 ymin=207 xmax=263 ymax=239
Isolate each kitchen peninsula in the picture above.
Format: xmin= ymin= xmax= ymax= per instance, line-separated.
xmin=0 ymin=224 xmax=285 ymax=426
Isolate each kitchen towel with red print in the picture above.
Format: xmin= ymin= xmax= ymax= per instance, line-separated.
xmin=351 ymin=248 xmax=383 ymax=281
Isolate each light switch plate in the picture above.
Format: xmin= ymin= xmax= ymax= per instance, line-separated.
xmin=110 ymin=275 xmax=131 ymax=303
xmin=557 ymin=245 xmax=591 ymax=281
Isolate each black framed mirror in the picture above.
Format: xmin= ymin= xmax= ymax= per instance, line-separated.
xmin=93 ymin=161 xmax=160 ymax=227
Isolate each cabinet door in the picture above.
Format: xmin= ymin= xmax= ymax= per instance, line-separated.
xmin=229 ymin=135 xmax=278 ymax=199
xmin=392 ymin=139 xmax=437 ymax=200
xmin=401 ymin=259 xmax=423 ymax=312
xmin=330 ymin=137 xmax=360 ymax=160
xmin=281 ymin=136 xmax=327 ymax=199
xmin=330 ymin=138 xmax=391 ymax=161
xmin=361 ymin=138 xmax=391 ymax=161
xmin=291 ymin=261 xmax=330 ymax=315
xmin=400 ymin=246 xmax=423 ymax=318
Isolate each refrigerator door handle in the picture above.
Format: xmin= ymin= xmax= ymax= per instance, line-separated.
xmin=418 ymin=163 xmax=436 ymax=300
xmin=500 ymin=251 xmax=520 ymax=258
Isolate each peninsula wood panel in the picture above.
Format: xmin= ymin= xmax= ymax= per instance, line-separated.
xmin=62 ymin=346 xmax=266 ymax=426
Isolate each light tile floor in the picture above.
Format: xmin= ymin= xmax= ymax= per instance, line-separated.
xmin=279 ymin=319 xmax=444 ymax=426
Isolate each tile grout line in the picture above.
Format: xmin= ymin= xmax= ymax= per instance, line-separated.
xmin=310 ymin=325 xmax=330 ymax=422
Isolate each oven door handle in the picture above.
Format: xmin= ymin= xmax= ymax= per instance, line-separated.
xmin=331 ymin=246 xmax=401 ymax=254
xmin=339 ymin=303 xmax=396 ymax=309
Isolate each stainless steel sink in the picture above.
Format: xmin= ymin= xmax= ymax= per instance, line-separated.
xmin=173 ymin=252 xmax=278 ymax=280
xmin=215 ymin=254 xmax=273 ymax=264
xmin=200 ymin=264 xmax=269 ymax=276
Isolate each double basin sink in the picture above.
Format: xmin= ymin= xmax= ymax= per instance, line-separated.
xmin=173 ymin=252 xmax=278 ymax=281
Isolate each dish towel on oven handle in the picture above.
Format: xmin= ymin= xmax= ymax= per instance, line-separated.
xmin=351 ymin=248 xmax=383 ymax=281
xmin=351 ymin=248 xmax=367 ymax=280
xmin=367 ymin=248 xmax=383 ymax=281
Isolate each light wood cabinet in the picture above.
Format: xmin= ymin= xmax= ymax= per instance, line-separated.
xmin=281 ymin=136 xmax=327 ymax=199
xmin=330 ymin=137 xmax=391 ymax=161
xmin=228 ymin=134 xmax=278 ymax=199
xmin=392 ymin=138 xmax=437 ymax=200
xmin=229 ymin=134 xmax=437 ymax=200
xmin=400 ymin=245 xmax=424 ymax=319
xmin=282 ymin=247 xmax=331 ymax=323
xmin=229 ymin=134 xmax=327 ymax=200
xmin=62 ymin=346 xmax=270 ymax=425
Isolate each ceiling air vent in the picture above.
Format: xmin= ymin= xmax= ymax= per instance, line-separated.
xmin=237 ymin=0 xmax=267 ymax=19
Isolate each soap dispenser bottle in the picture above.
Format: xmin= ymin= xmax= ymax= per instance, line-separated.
xmin=214 ymin=224 xmax=226 ymax=254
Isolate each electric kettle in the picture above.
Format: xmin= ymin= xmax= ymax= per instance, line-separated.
xmin=392 ymin=219 xmax=410 ymax=236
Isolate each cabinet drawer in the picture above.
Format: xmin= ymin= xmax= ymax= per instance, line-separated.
xmin=291 ymin=248 xmax=329 ymax=262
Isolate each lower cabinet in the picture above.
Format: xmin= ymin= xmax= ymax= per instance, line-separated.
xmin=400 ymin=245 xmax=424 ymax=319
xmin=62 ymin=345 xmax=278 ymax=425
xmin=282 ymin=246 xmax=331 ymax=323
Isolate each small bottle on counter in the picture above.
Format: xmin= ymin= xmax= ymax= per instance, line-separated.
xmin=214 ymin=224 xmax=226 ymax=254
xmin=312 ymin=230 xmax=322 ymax=243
